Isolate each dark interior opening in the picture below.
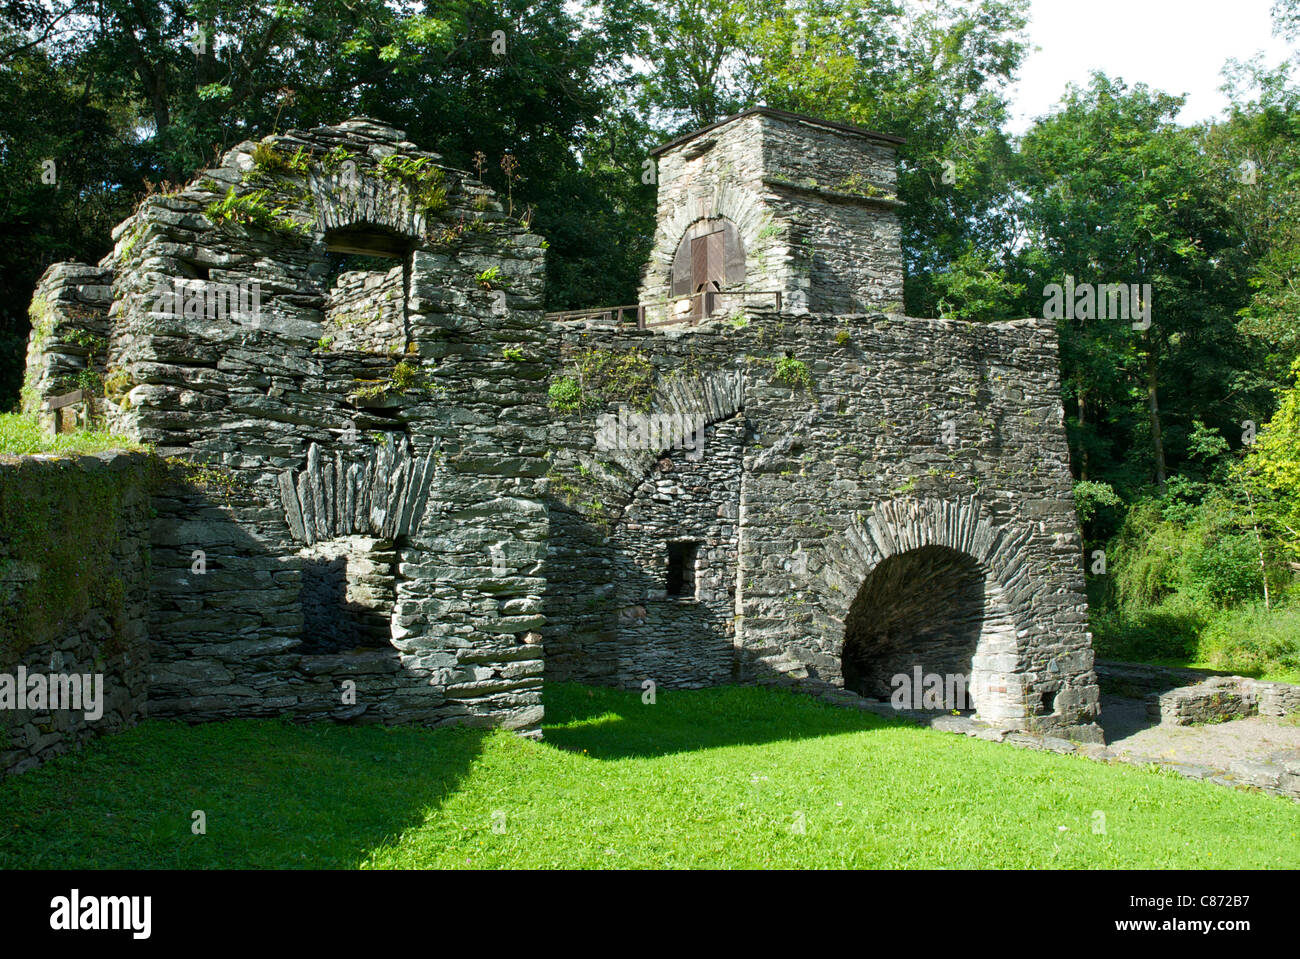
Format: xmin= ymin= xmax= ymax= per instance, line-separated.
xmin=841 ymin=545 xmax=986 ymax=703
xmin=324 ymin=225 xmax=413 ymax=260
xmin=299 ymin=552 xmax=393 ymax=654
xmin=667 ymin=541 xmax=699 ymax=598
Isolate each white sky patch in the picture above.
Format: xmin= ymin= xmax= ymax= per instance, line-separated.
xmin=1008 ymin=0 xmax=1296 ymax=134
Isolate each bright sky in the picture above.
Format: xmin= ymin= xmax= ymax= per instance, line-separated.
xmin=1007 ymin=0 xmax=1297 ymax=134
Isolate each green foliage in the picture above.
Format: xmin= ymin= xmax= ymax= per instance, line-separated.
xmin=832 ymin=172 xmax=894 ymax=200
xmin=476 ymin=266 xmax=502 ymax=289
xmin=117 ymin=223 xmax=146 ymax=263
xmin=931 ymin=247 xmax=1026 ymax=320
xmin=250 ymin=142 xmax=311 ymax=178
xmin=772 ymin=355 xmax=813 ymax=390
xmin=1073 ymin=480 xmax=1122 ymax=525
xmin=27 ymin=298 xmax=52 ymax=350
xmin=501 ymin=347 xmax=526 ymax=362
xmin=0 ymin=447 xmax=145 ymax=659
xmin=1237 ymin=360 xmax=1300 ymax=560
xmin=204 ymin=187 xmax=309 ymax=237
xmin=321 ymin=146 xmax=353 ymax=173
xmin=548 ymin=348 xmax=654 ymax=413
xmin=157 ymin=456 xmax=248 ymax=505
xmin=377 ymin=154 xmax=447 ymax=215
xmin=547 ymin=376 xmax=582 ymax=412
xmin=1197 ymin=603 xmax=1300 ymax=681
xmin=349 ymin=360 xmax=441 ymax=401
xmin=1107 ymin=496 xmax=1276 ymax=612
xmin=102 ymin=370 xmax=134 ymax=398
xmin=0 ymin=413 xmax=141 ymax=456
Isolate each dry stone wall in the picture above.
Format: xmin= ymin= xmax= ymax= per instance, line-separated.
xmin=641 ymin=108 xmax=905 ymax=320
xmin=543 ymin=308 xmax=1101 ymax=740
xmin=20 ymin=119 xmax=552 ymax=743
xmin=0 ymin=452 xmax=151 ymax=775
xmin=23 ymin=263 xmax=114 ymax=426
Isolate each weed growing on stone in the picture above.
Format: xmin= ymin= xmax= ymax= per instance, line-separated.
xmin=772 ymin=355 xmax=813 ymax=390
xmin=377 ymin=154 xmax=447 ymax=215
xmin=250 ymin=142 xmax=311 ymax=179
xmin=205 ymin=187 xmax=309 ymax=237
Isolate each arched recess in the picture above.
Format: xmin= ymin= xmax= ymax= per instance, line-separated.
xmin=309 ymin=168 xmax=433 ymax=241
xmin=841 ymin=545 xmax=1018 ymax=717
xmin=578 ymin=369 xmax=745 ymax=522
xmin=817 ymin=497 xmax=1039 ymax=723
xmin=647 ymin=180 xmax=766 ymax=306
xmin=669 ymin=217 xmax=746 ymax=318
xmin=308 ymin=166 xmax=433 ymax=349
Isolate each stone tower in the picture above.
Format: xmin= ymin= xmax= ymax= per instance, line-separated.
xmin=638 ymin=107 xmax=906 ymax=323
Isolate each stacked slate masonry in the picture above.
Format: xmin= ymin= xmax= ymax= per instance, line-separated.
xmin=543 ymin=311 xmax=1101 ymax=739
xmin=11 ymin=110 xmax=1104 ymax=769
xmin=21 ymin=118 xmax=552 ymax=742
xmin=639 ymin=107 xmax=906 ymax=320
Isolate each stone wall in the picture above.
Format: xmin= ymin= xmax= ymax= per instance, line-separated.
xmin=324 ymin=265 xmax=405 ymax=352
xmin=24 ymin=118 xmax=552 ymax=736
xmin=13 ymin=112 xmax=1104 ymax=746
xmin=23 ymin=263 xmax=113 ymax=425
xmin=544 ymin=307 xmax=1101 ymax=739
xmin=0 ymin=452 xmax=151 ymax=775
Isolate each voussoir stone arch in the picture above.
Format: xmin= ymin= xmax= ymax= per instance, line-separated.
xmin=646 ymin=183 xmax=767 ymax=286
xmin=584 ymin=368 xmax=745 ymax=520
xmin=816 ymin=496 xmax=1039 ymax=723
xmin=309 ymin=169 xmax=430 ymax=240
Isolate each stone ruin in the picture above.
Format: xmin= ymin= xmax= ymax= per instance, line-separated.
xmin=17 ymin=108 xmax=1103 ymax=748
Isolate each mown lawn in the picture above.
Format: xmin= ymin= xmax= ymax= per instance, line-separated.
xmin=1 ymin=683 xmax=1297 ymax=869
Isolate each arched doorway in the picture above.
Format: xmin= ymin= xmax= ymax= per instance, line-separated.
xmin=841 ymin=545 xmax=1018 ymax=716
xmin=670 ymin=217 xmax=745 ymax=319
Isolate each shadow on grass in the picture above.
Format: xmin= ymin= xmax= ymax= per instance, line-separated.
xmin=0 ymin=718 xmax=491 ymax=869
xmin=541 ymin=681 xmax=911 ymax=760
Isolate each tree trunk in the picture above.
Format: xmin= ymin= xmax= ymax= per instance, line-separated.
xmin=1145 ymin=336 xmax=1166 ymax=493
xmin=1077 ymin=390 xmax=1089 ymax=481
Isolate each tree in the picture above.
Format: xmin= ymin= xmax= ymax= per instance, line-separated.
xmin=1017 ymin=74 xmax=1260 ymax=494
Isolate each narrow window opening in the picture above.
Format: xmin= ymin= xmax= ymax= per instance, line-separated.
xmin=667 ymin=541 xmax=700 ymax=598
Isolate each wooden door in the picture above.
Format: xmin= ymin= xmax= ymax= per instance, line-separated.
xmin=690 ymin=230 xmax=725 ymax=319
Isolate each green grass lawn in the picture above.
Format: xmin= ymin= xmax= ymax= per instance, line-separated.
xmin=1 ymin=684 xmax=1297 ymax=869
xmin=0 ymin=412 xmax=142 ymax=456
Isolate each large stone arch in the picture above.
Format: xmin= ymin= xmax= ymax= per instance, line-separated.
xmin=818 ymin=497 xmax=1040 ymax=723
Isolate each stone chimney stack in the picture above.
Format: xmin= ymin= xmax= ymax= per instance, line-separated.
xmin=639 ymin=107 xmax=905 ymax=322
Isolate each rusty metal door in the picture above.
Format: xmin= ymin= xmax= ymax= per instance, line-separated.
xmin=690 ymin=229 xmax=725 ymax=319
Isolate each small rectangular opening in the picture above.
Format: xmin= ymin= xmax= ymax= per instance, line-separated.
xmin=666 ymin=541 xmax=699 ymax=598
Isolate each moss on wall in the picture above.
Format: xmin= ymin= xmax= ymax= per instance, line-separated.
xmin=0 ymin=455 xmax=145 ymax=662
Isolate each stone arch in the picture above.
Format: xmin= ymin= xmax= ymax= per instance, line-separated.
xmin=309 ymin=168 xmax=431 ymax=241
xmin=818 ymin=497 xmax=1040 ymax=723
xmin=647 ymin=182 xmax=766 ymax=293
xmin=577 ymin=369 xmax=745 ymax=524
